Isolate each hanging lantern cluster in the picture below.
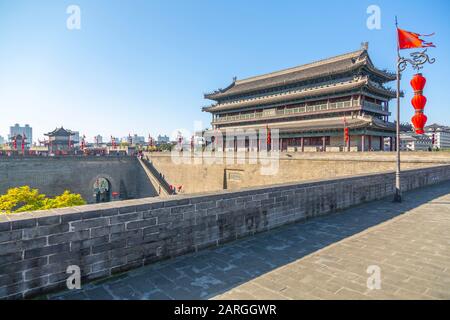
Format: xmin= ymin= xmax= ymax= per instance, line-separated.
xmin=410 ymin=73 xmax=428 ymax=134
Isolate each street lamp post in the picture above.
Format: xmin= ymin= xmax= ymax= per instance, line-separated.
xmin=394 ymin=49 xmax=435 ymax=202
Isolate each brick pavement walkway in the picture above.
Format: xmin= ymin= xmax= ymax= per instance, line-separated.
xmin=47 ymin=181 xmax=450 ymax=300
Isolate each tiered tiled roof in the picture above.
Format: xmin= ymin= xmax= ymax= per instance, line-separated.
xmin=45 ymin=127 xmax=74 ymax=137
xmin=203 ymin=76 xmax=395 ymax=112
xmin=204 ymin=44 xmax=396 ymax=101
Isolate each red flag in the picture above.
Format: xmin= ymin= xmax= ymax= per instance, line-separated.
xmin=397 ymin=28 xmax=435 ymax=50
xmin=266 ymin=125 xmax=271 ymax=145
xmin=22 ymin=133 xmax=26 ymax=152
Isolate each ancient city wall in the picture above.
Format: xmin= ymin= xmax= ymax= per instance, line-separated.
xmin=146 ymin=151 xmax=449 ymax=194
xmin=1 ymin=164 xmax=449 ymax=299
xmin=0 ymin=156 xmax=157 ymax=203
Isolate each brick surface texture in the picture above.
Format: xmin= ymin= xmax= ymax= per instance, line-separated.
xmin=0 ymin=165 xmax=449 ymax=299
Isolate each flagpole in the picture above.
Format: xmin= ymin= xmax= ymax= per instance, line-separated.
xmin=394 ymin=16 xmax=402 ymax=202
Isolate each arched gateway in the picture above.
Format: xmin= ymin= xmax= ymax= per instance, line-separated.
xmin=93 ymin=177 xmax=111 ymax=203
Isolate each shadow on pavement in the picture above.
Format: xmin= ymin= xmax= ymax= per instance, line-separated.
xmin=48 ymin=181 xmax=450 ymax=300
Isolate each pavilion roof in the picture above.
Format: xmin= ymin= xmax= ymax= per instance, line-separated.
xmin=203 ymin=76 xmax=396 ymax=113
xmin=204 ymin=44 xmax=396 ymax=101
xmin=9 ymin=134 xmax=25 ymax=140
xmin=45 ymin=127 xmax=74 ymax=137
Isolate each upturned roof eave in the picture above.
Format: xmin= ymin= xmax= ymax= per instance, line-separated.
xmin=204 ymin=62 xmax=366 ymax=101
xmin=44 ymin=127 xmax=74 ymax=136
xmin=204 ymin=78 xmax=370 ymax=112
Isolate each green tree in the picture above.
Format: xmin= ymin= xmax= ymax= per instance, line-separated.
xmin=0 ymin=186 xmax=86 ymax=214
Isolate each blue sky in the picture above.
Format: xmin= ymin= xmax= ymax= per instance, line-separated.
xmin=0 ymin=0 xmax=448 ymax=143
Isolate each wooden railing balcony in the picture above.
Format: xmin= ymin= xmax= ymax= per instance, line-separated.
xmin=212 ymin=100 xmax=361 ymax=124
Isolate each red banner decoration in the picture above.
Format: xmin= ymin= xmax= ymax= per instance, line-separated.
xmin=397 ymin=28 xmax=435 ymax=50
xmin=410 ymin=73 xmax=428 ymax=134
xmin=22 ymin=133 xmax=26 ymax=153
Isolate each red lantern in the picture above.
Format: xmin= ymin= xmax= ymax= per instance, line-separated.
xmin=410 ymin=73 xmax=428 ymax=134
xmin=410 ymin=73 xmax=426 ymax=93
xmin=411 ymin=94 xmax=427 ymax=111
xmin=411 ymin=113 xmax=427 ymax=134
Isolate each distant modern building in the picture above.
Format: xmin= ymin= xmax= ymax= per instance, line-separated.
xmin=109 ymin=136 xmax=120 ymax=146
xmin=132 ymin=134 xmax=145 ymax=145
xmin=44 ymin=127 xmax=76 ymax=154
xmin=157 ymin=135 xmax=170 ymax=144
xmin=400 ymin=133 xmax=432 ymax=151
xmin=9 ymin=124 xmax=32 ymax=145
xmin=0 ymin=135 xmax=4 ymax=145
xmin=202 ymin=43 xmax=397 ymax=152
xmin=94 ymin=135 xmax=103 ymax=145
xmin=71 ymin=131 xmax=80 ymax=147
xmin=425 ymin=124 xmax=450 ymax=150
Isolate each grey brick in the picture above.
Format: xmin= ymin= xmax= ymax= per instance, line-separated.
xmin=0 ymin=256 xmax=48 ymax=274
xmin=0 ymin=271 xmax=23 ymax=287
xmin=22 ymin=223 xmax=70 ymax=240
xmin=81 ymin=210 xmax=103 ymax=220
xmin=171 ymin=205 xmax=195 ymax=214
xmin=91 ymin=239 xmax=126 ymax=254
xmin=70 ymin=217 xmax=108 ymax=231
xmin=11 ymin=218 xmax=37 ymax=230
xmin=48 ymin=230 xmax=90 ymax=245
xmin=71 ymin=235 xmax=109 ymax=250
xmin=118 ymin=205 xmax=136 ymax=214
xmin=61 ymin=212 xmax=82 ymax=223
xmin=0 ymin=252 xmax=22 ymax=265
xmin=0 ymin=229 xmax=22 ymax=243
xmin=195 ymin=201 xmax=217 ymax=210
xmin=24 ymin=243 xmax=70 ymax=259
xmin=82 ymin=252 xmax=110 ymax=265
xmin=110 ymin=229 xmax=142 ymax=242
xmin=126 ymin=218 xmax=157 ymax=230
xmin=22 ymin=237 xmax=47 ymax=250
xmin=0 ymin=241 xmax=22 ymax=255
xmin=110 ymin=212 xmax=142 ymax=224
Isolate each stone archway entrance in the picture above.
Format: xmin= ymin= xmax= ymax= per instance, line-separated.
xmin=93 ymin=177 xmax=111 ymax=203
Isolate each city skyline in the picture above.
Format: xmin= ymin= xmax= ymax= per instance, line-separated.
xmin=1 ymin=0 xmax=449 ymax=141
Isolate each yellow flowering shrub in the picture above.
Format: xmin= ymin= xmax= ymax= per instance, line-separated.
xmin=0 ymin=186 xmax=86 ymax=214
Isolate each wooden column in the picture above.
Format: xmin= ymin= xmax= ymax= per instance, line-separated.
xmin=361 ymin=135 xmax=365 ymax=152
xmin=390 ymin=137 xmax=393 ymax=151
xmin=256 ymin=133 xmax=259 ymax=152
xmin=347 ymin=134 xmax=351 ymax=152
xmin=368 ymin=135 xmax=372 ymax=151
xmin=380 ymin=136 xmax=384 ymax=151
xmin=322 ymin=136 xmax=326 ymax=152
xmin=300 ymin=137 xmax=304 ymax=152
